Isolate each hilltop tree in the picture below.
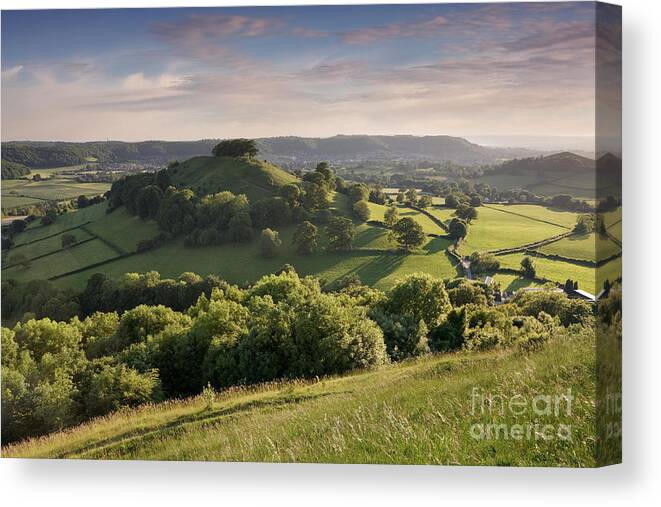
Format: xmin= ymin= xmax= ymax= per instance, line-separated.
xmin=326 ymin=216 xmax=355 ymax=252
xmin=383 ymin=204 xmax=399 ymax=228
xmin=520 ymin=256 xmax=536 ymax=278
xmin=448 ymin=218 xmax=468 ymax=240
xmin=390 ymin=217 xmax=425 ymax=251
xmin=352 ymin=200 xmax=371 ymax=223
xmin=260 ymin=229 xmax=282 ymax=258
xmin=212 ymin=139 xmax=258 ymax=159
xmin=293 ymin=221 xmax=318 ymax=255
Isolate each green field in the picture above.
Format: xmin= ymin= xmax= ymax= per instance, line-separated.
xmin=489 ymin=273 xmax=546 ymax=292
xmin=42 ymin=221 xmax=459 ymax=291
xmin=539 ymin=233 xmax=621 ymax=262
xmin=3 ymin=328 xmax=597 ymax=466
xmin=459 ymin=205 xmax=575 ymax=253
xmin=3 ymin=227 xmax=95 ymax=262
xmin=497 ymin=252 xmax=598 ymax=293
xmin=3 ymin=239 xmax=119 ymax=282
xmin=1 ymin=177 xmax=110 ymax=211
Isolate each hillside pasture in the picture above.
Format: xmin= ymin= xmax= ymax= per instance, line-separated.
xmin=44 ymin=221 xmax=458 ymax=291
xmin=497 ymin=252 xmax=597 ymax=294
xmin=459 ymin=205 xmax=573 ymax=253
xmin=4 ymin=329 xmax=597 ymax=466
xmin=3 ymin=227 xmax=95 ymax=263
xmin=169 ymin=156 xmax=297 ymax=202
xmin=3 ymin=238 xmax=119 ymax=282
xmin=539 ymin=233 xmax=620 ymax=262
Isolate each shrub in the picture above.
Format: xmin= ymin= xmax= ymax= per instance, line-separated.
xmin=382 ymin=273 xmax=451 ymax=329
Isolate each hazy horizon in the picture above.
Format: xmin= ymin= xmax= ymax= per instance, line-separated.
xmin=2 ymin=3 xmax=599 ymax=142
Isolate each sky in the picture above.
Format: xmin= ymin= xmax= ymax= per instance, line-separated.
xmin=1 ymin=3 xmax=603 ymax=142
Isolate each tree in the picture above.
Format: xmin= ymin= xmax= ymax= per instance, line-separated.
xmin=396 ymin=192 xmax=405 ymax=203
xmin=520 ymin=256 xmax=536 ymax=278
xmin=280 ymin=183 xmax=301 ymax=207
xmin=293 ymin=221 xmax=318 ymax=255
xmin=352 ymin=200 xmax=371 ymax=222
xmin=390 ymin=217 xmax=425 ymax=251
xmin=314 ymin=162 xmax=335 ymax=190
xmin=76 ymin=195 xmax=90 ymax=209
xmin=469 ymin=251 xmax=499 ymax=273
xmin=405 ymin=188 xmax=418 ymax=204
xmin=228 ymin=212 xmax=254 ymax=243
xmin=470 ymin=195 xmax=483 ymax=207
xmin=348 ymin=184 xmax=370 ymax=203
xmin=456 ymin=204 xmax=478 ymax=222
xmin=61 ymin=233 xmax=77 ymax=249
xmin=417 ymin=195 xmax=433 ymax=209
xmin=326 ymin=216 xmax=355 ymax=252
xmin=260 ymin=228 xmax=282 ymax=258
xmin=448 ymin=218 xmax=468 ymax=240
xmin=383 ymin=204 xmax=399 ymax=228
xmin=369 ymin=187 xmax=387 ymax=205
xmin=212 ymin=139 xmax=258 ymax=158
xmin=382 ymin=272 xmax=451 ymax=329
xmin=136 ymin=185 xmax=164 ymax=220
xmin=302 ymin=181 xmax=330 ymax=210
xmin=445 ymin=193 xmax=460 ymax=208
xmin=574 ymin=214 xmax=595 ymax=234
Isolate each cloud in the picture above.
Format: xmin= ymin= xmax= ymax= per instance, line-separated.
xmin=2 ymin=65 xmax=24 ymax=80
xmin=342 ymin=16 xmax=448 ymax=44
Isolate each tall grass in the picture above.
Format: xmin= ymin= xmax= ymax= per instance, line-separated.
xmin=4 ymin=327 xmax=599 ymax=466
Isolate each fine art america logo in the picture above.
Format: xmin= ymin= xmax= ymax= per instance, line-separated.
xmin=469 ymin=387 xmax=575 ymax=442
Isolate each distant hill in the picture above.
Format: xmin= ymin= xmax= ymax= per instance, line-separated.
xmin=493 ymin=152 xmax=596 ymax=177
xmin=477 ymin=151 xmax=621 ymax=199
xmin=168 ymin=156 xmax=298 ymax=201
xmin=1 ymin=135 xmax=540 ymax=170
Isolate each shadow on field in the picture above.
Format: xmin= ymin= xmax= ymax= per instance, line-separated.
xmin=55 ymin=391 xmax=350 ymax=459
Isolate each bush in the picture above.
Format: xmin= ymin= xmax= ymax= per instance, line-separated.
xmin=352 ymin=200 xmax=371 ymax=222
xmin=260 ymin=228 xmax=282 ymax=258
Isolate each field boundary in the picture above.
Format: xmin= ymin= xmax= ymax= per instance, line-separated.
xmin=408 ymin=204 xmax=450 ymax=233
xmin=47 ymin=251 xmax=136 ymax=281
xmin=519 ymin=249 xmax=622 ymax=268
xmin=12 ymin=221 xmax=93 ymax=247
xmin=489 ymin=231 xmax=574 ymax=256
xmin=80 ymin=224 xmax=128 ymax=255
xmin=2 ymin=237 xmax=97 ymax=270
xmin=482 ymin=204 xmax=573 ymax=230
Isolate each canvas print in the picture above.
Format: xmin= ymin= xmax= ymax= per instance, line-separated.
xmin=0 ymin=2 xmax=621 ymax=466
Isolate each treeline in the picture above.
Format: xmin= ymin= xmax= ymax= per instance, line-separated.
xmin=1 ymin=160 xmax=31 ymax=179
xmin=2 ymin=268 xmax=608 ymax=443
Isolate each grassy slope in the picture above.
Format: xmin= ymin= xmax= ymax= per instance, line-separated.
xmin=498 ymin=253 xmax=598 ymax=293
xmin=4 ymin=331 xmax=597 ymax=466
xmin=169 ymin=156 xmax=297 ymax=202
xmin=539 ymin=233 xmax=621 ymax=262
xmin=51 ymin=222 xmax=460 ymax=291
xmin=459 ymin=206 xmax=575 ymax=253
